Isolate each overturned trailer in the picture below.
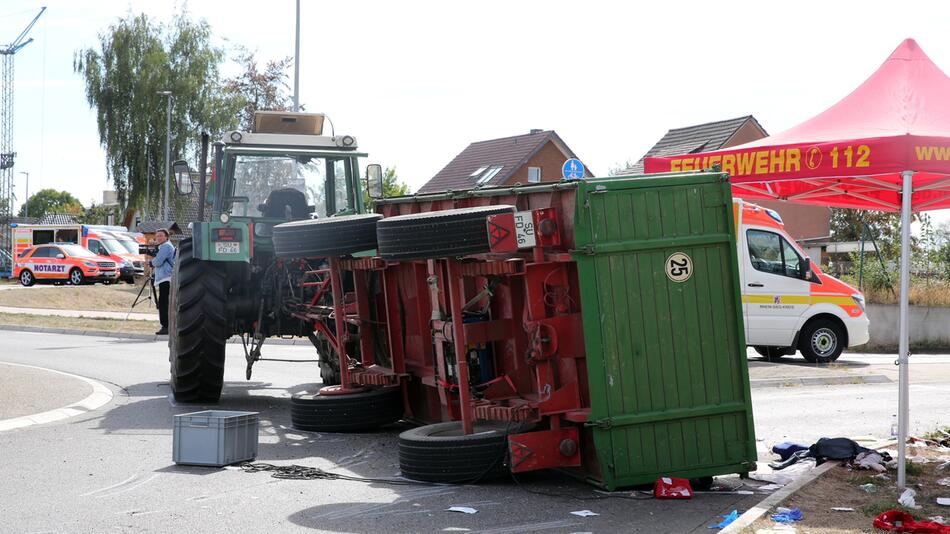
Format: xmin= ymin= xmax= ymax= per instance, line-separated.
xmin=271 ymin=171 xmax=756 ymax=489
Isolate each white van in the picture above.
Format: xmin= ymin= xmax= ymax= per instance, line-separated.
xmin=735 ymin=200 xmax=870 ymax=362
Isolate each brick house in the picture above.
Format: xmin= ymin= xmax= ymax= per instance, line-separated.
xmin=629 ymin=116 xmax=831 ymax=261
xmin=417 ymin=130 xmax=593 ymax=194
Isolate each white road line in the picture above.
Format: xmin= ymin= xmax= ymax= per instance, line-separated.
xmin=0 ymin=361 xmax=114 ymax=432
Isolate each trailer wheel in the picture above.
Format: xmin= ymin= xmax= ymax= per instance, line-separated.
xmin=273 ymin=214 xmax=382 ymax=258
xmin=799 ymin=319 xmax=845 ymax=363
xmin=19 ymin=270 xmax=34 ymax=287
xmin=291 ymin=386 xmax=403 ymax=432
xmin=376 ymin=205 xmax=516 ymax=261
xmin=398 ymin=421 xmax=525 ymax=483
xmin=168 ymin=238 xmax=229 ymax=402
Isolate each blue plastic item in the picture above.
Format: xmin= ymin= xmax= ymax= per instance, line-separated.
xmin=708 ymin=510 xmax=739 ymax=529
xmin=771 ymin=508 xmax=803 ymax=523
xmin=772 ymin=441 xmax=809 ymax=461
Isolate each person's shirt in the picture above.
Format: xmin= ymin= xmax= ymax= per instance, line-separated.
xmin=151 ymin=241 xmax=176 ymax=285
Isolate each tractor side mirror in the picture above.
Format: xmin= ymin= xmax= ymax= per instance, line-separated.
xmin=366 ymin=164 xmax=384 ymax=199
xmin=173 ymin=160 xmax=193 ymax=195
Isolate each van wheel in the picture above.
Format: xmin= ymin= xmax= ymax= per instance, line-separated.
xmin=69 ymin=268 xmax=85 ymax=286
xmin=754 ymin=346 xmax=790 ymax=362
xmin=799 ymin=319 xmax=845 ymax=363
xmin=19 ymin=270 xmax=34 ymax=287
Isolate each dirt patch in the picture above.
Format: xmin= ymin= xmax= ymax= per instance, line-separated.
xmin=0 ymin=283 xmax=155 ymax=313
xmin=0 ymin=312 xmax=159 ymax=334
xmin=748 ymin=450 xmax=950 ymax=533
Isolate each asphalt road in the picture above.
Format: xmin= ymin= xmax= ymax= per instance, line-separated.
xmin=0 ymin=331 xmax=761 ymax=534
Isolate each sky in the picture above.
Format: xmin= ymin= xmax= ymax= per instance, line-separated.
xmin=3 ymin=0 xmax=950 ymax=226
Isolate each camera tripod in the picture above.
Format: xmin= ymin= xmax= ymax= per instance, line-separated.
xmin=127 ymin=274 xmax=157 ymax=320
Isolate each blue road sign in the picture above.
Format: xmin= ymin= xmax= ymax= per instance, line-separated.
xmin=562 ymin=158 xmax=585 ymax=180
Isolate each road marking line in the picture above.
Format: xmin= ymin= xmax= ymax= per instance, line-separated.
xmin=0 ymin=361 xmax=114 ymax=432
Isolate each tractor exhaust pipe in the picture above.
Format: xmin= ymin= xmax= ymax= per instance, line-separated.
xmin=198 ymin=132 xmax=209 ymax=221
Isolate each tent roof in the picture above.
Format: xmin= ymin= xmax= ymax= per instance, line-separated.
xmin=643 ymin=39 xmax=950 ymax=212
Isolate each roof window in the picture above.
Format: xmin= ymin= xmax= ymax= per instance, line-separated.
xmin=474 ymin=165 xmax=503 ymax=185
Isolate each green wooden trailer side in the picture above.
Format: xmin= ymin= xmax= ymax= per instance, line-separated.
xmin=572 ymin=172 xmax=756 ymax=489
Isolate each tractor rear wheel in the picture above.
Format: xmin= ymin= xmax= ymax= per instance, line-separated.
xmin=168 ymin=238 xmax=229 ymax=402
xmin=273 ymin=214 xmax=382 ymax=258
xmin=398 ymin=421 xmax=526 ymax=483
xmin=290 ymin=386 xmax=403 ymax=432
xmin=376 ymin=205 xmax=515 ymax=261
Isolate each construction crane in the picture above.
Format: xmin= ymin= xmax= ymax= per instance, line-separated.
xmin=0 ymin=6 xmax=46 ymax=276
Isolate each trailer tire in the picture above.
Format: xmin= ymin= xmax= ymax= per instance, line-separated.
xmin=398 ymin=421 xmax=526 ymax=483
xmin=291 ymin=386 xmax=403 ymax=432
xmin=273 ymin=214 xmax=382 ymax=258
xmin=799 ymin=318 xmax=845 ymax=363
xmin=168 ymin=238 xmax=229 ymax=402
xmin=376 ymin=205 xmax=516 ymax=261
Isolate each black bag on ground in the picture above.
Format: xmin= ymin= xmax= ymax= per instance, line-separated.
xmin=807 ymin=437 xmax=873 ymax=464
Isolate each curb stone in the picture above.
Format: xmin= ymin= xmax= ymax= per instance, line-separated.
xmin=749 ymin=374 xmax=891 ymax=389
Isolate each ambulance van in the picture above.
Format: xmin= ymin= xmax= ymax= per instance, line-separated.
xmin=735 ymin=199 xmax=869 ymax=362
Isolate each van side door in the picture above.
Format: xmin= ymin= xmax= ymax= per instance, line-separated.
xmin=743 ymin=228 xmax=811 ymax=346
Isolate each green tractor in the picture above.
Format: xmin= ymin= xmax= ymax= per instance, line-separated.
xmin=168 ymin=111 xmax=383 ymax=402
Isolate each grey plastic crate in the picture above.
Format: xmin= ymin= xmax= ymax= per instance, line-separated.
xmin=173 ymin=410 xmax=259 ymax=467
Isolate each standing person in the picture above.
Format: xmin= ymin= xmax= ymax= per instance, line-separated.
xmin=150 ymin=229 xmax=176 ymax=336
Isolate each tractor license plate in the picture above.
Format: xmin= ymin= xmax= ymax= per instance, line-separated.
xmin=514 ymin=211 xmax=536 ymax=249
xmin=214 ymin=241 xmax=240 ymax=254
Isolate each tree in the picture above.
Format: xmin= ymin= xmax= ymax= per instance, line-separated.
xmin=224 ymin=48 xmax=295 ymax=131
xmin=75 ymin=11 xmax=242 ymax=214
xmin=364 ymin=167 xmax=410 ymax=209
xmin=77 ymin=202 xmax=121 ymax=225
xmin=19 ymin=189 xmax=83 ymax=219
xmin=830 ymin=208 xmax=906 ymax=257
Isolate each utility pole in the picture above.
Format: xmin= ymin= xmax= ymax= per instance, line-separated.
xmin=18 ymin=171 xmax=27 ymax=218
xmin=157 ymin=90 xmax=173 ymax=220
xmin=293 ymin=0 xmax=300 ymax=112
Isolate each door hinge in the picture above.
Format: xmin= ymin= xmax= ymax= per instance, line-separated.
xmin=585 ymin=418 xmax=612 ymax=430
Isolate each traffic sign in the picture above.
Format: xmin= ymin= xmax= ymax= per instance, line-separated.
xmin=562 ymin=158 xmax=585 ymax=180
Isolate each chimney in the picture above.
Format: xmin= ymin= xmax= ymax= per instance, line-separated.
xmin=529 ymin=129 xmax=544 ymax=134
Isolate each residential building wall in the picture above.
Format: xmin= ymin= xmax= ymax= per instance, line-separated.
xmin=500 ymin=141 xmax=566 ymax=186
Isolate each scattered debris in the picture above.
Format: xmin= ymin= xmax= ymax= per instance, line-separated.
xmin=771 ymin=507 xmax=803 ymax=523
xmin=859 ymin=483 xmax=877 ymax=493
xmin=899 ymin=488 xmax=921 ymax=509
xmin=653 ymin=477 xmax=692 ymax=499
xmin=938 ymin=477 xmax=950 ymax=486
xmin=831 ymin=507 xmax=855 ymax=512
xmin=938 ymin=498 xmax=950 ymax=506
xmin=708 ymin=510 xmax=738 ymax=529
xmin=874 ymin=510 xmax=950 ymax=533
xmin=447 ymin=506 xmax=478 ymax=514
xmin=758 ymin=484 xmax=784 ymax=492
xmin=569 ymin=510 xmax=599 ymax=517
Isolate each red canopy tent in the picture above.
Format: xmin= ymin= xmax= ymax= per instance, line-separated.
xmin=645 ymin=38 xmax=950 ymax=489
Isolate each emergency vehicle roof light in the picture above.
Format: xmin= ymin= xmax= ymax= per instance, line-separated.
xmin=765 ymin=209 xmax=784 ymax=225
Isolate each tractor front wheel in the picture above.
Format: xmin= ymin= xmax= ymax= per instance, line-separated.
xmin=168 ymin=238 xmax=229 ymax=402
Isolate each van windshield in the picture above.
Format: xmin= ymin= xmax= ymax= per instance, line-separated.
xmin=100 ymin=238 xmax=127 ymax=255
xmin=115 ymin=238 xmax=139 ymax=255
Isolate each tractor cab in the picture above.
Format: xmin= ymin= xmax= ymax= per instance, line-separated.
xmin=193 ymin=111 xmax=371 ymax=262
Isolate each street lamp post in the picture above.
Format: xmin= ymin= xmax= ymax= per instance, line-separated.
xmin=293 ymin=0 xmax=300 ymax=112
xmin=157 ymin=90 xmax=173 ymax=221
xmin=18 ymin=171 xmax=28 ymax=218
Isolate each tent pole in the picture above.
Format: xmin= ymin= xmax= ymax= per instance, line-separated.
xmin=897 ymin=170 xmax=913 ymax=490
